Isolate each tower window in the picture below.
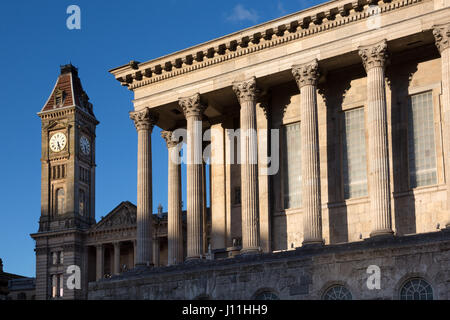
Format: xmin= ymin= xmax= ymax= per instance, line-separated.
xmin=79 ymin=189 xmax=87 ymax=216
xmin=56 ymin=188 xmax=65 ymax=215
xmin=408 ymin=91 xmax=437 ymax=188
xmin=54 ymin=88 xmax=65 ymax=107
xmin=51 ymin=274 xmax=64 ymax=298
xmin=342 ymin=107 xmax=368 ymax=199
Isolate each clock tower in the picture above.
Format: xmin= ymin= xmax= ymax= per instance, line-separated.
xmin=31 ymin=64 xmax=99 ymax=299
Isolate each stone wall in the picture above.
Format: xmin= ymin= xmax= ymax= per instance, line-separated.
xmin=88 ymin=231 xmax=450 ymax=300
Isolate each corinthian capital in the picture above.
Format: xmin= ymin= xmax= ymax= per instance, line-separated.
xmin=358 ymin=40 xmax=389 ymax=71
xmin=161 ymin=130 xmax=179 ymax=148
xmin=433 ymin=23 xmax=450 ymax=54
xmin=129 ymin=107 xmax=158 ymax=131
xmin=292 ymin=59 xmax=320 ymax=88
xmin=179 ymin=93 xmax=206 ymax=118
xmin=232 ymin=77 xmax=259 ymax=104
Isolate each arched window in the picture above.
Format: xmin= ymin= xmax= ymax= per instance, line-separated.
xmin=322 ymin=285 xmax=352 ymax=300
xmin=400 ymin=278 xmax=433 ymax=300
xmin=56 ymin=188 xmax=65 ymax=215
xmin=254 ymin=291 xmax=279 ymax=300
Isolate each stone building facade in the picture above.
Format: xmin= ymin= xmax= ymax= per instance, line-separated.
xmin=35 ymin=0 xmax=450 ymax=300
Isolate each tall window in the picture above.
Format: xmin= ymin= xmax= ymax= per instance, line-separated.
xmin=51 ymin=274 xmax=63 ymax=298
xmin=408 ymin=91 xmax=437 ymax=188
xmin=56 ymin=188 xmax=65 ymax=215
xmin=342 ymin=108 xmax=368 ymax=199
xmin=79 ymin=189 xmax=86 ymax=216
xmin=282 ymin=122 xmax=301 ymax=209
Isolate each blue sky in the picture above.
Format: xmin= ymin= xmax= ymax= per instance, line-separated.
xmin=0 ymin=0 xmax=324 ymax=277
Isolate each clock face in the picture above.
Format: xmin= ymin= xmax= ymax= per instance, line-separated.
xmin=49 ymin=132 xmax=67 ymax=153
xmin=80 ymin=135 xmax=91 ymax=155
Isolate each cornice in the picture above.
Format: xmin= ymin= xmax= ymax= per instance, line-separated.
xmin=111 ymin=0 xmax=422 ymax=90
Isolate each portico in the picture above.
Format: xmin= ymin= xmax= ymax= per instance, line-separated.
xmin=105 ymin=0 xmax=450 ymax=295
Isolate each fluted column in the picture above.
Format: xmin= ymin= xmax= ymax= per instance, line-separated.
xmin=433 ymin=24 xmax=450 ymax=229
xmin=95 ymin=244 xmax=103 ymax=281
xmin=130 ymin=108 xmax=158 ymax=266
xmin=359 ymin=40 xmax=394 ymax=237
xmin=179 ymin=93 xmax=206 ymax=260
xmin=161 ymin=130 xmax=183 ymax=265
xmin=232 ymin=77 xmax=261 ymax=254
xmin=292 ymin=59 xmax=324 ymax=245
xmin=113 ymin=242 xmax=120 ymax=275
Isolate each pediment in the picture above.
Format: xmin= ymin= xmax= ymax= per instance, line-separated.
xmin=93 ymin=201 xmax=137 ymax=231
xmin=43 ymin=120 xmax=68 ymax=131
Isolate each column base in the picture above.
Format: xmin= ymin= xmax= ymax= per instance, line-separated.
xmin=301 ymin=239 xmax=324 ymax=247
xmin=240 ymin=247 xmax=261 ymax=255
xmin=370 ymin=229 xmax=395 ymax=238
xmin=185 ymin=256 xmax=202 ymax=262
xmin=134 ymin=262 xmax=154 ymax=269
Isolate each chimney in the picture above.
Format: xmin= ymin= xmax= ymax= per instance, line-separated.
xmin=0 ymin=258 xmax=3 ymax=273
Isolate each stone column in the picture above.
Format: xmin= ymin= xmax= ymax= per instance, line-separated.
xmin=113 ymin=242 xmax=120 ymax=275
xmin=359 ymin=40 xmax=394 ymax=237
xmin=179 ymin=93 xmax=206 ymax=260
xmin=95 ymin=244 xmax=103 ymax=281
xmin=232 ymin=77 xmax=261 ymax=254
xmin=161 ymin=130 xmax=183 ymax=265
xmin=433 ymin=24 xmax=450 ymax=229
xmin=130 ymin=108 xmax=158 ymax=266
xmin=210 ymin=122 xmax=227 ymax=250
xmin=292 ymin=59 xmax=324 ymax=245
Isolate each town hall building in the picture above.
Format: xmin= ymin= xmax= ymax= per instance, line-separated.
xmin=32 ymin=0 xmax=450 ymax=300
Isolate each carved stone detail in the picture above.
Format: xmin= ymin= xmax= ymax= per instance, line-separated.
xmin=179 ymin=93 xmax=206 ymax=118
xmin=292 ymin=59 xmax=320 ymax=88
xmin=232 ymin=77 xmax=259 ymax=103
xmin=161 ymin=130 xmax=179 ymax=148
xmin=433 ymin=23 xmax=450 ymax=54
xmin=130 ymin=108 xmax=158 ymax=131
xmin=257 ymin=91 xmax=271 ymax=119
xmin=358 ymin=40 xmax=389 ymax=71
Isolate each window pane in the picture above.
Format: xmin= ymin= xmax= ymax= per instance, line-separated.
xmin=343 ymin=108 xmax=368 ymax=199
xmin=59 ymin=274 xmax=64 ymax=297
xmin=408 ymin=91 xmax=437 ymax=188
xmin=283 ymin=122 xmax=301 ymax=209
xmin=52 ymin=275 xmax=57 ymax=298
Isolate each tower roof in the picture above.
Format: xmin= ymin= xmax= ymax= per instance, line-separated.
xmin=40 ymin=64 xmax=95 ymax=117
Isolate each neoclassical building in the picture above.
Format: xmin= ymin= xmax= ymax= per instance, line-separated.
xmin=35 ymin=0 xmax=450 ymax=300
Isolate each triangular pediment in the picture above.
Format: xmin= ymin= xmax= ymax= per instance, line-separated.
xmin=93 ymin=201 xmax=137 ymax=231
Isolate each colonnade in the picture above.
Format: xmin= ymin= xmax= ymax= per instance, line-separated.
xmin=128 ymin=25 xmax=450 ymax=267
